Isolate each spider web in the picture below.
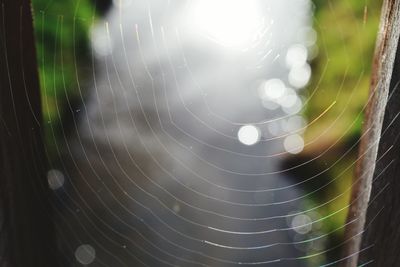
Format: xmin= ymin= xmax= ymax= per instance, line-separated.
xmin=31 ymin=0 xmax=383 ymax=266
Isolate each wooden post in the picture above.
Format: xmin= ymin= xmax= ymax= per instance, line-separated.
xmin=342 ymin=0 xmax=400 ymax=266
xmin=0 ymin=0 xmax=57 ymax=266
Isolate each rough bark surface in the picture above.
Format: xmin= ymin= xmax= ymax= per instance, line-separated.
xmin=341 ymin=0 xmax=400 ymax=266
xmin=357 ymin=3 xmax=400 ymax=266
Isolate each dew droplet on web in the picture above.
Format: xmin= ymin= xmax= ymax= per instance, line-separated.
xmin=47 ymin=169 xmax=65 ymax=190
xmin=288 ymin=63 xmax=311 ymax=88
xmin=238 ymin=125 xmax=260 ymax=146
xmin=284 ymin=134 xmax=304 ymax=154
xmin=75 ymin=244 xmax=96 ymax=265
xmin=291 ymin=214 xmax=312 ymax=234
xmin=286 ymin=44 xmax=308 ymax=68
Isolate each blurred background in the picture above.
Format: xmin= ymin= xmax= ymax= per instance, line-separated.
xmin=31 ymin=0 xmax=383 ymax=266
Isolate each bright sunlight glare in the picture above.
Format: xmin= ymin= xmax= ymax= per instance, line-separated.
xmin=189 ymin=0 xmax=263 ymax=49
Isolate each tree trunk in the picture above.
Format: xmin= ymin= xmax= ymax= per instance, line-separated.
xmin=0 ymin=0 xmax=57 ymax=266
xmin=341 ymin=0 xmax=400 ymax=266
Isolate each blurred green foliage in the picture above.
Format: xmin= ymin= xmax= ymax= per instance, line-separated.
xmin=307 ymin=0 xmax=382 ymax=141
xmin=302 ymin=0 xmax=383 ymax=264
xmin=32 ymin=0 xmax=95 ymax=152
